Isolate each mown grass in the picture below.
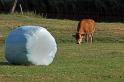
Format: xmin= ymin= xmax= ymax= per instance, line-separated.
xmin=0 ymin=14 xmax=124 ymax=82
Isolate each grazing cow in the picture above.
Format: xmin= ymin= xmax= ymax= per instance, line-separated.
xmin=75 ymin=19 xmax=96 ymax=44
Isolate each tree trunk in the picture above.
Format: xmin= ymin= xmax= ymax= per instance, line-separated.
xmin=19 ymin=4 xmax=23 ymax=15
xmin=11 ymin=0 xmax=18 ymax=14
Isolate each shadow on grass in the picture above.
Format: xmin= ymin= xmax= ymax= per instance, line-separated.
xmin=0 ymin=62 xmax=32 ymax=66
xmin=0 ymin=62 xmax=10 ymax=65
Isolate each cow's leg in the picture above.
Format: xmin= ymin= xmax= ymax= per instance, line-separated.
xmin=85 ymin=34 xmax=87 ymax=42
xmin=90 ymin=34 xmax=93 ymax=43
xmin=86 ymin=34 xmax=89 ymax=43
xmin=89 ymin=33 xmax=93 ymax=43
xmin=91 ymin=33 xmax=94 ymax=42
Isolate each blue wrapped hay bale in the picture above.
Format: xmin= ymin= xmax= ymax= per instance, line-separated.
xmin=5 ymin=26 xmax=57 ymax=65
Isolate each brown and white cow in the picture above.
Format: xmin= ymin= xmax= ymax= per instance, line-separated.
xmin=75 ymin=19 xmax=96 ymax=44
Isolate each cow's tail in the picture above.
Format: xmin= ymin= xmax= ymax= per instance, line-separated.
xmin=92 ymin=20 xmax=96 ymax=33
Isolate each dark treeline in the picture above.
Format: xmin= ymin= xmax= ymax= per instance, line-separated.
xmin=0 ymin=0 xmax=124 ymax=21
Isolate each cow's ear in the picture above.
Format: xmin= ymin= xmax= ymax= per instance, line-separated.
xmin=72 ymin=34 xmax=76 ymax=37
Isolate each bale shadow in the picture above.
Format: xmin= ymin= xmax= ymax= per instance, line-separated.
xmin=0 ymin=62 xmax=34 ymax=66
xmin=0 ymin=62 xmax=10 ymax=66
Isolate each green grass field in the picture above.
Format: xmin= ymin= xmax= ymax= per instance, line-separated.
xmin=0 ymin=14 xmax=124 ymax=82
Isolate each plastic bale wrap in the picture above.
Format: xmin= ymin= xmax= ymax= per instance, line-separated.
xmin=5 ymin=26 xmax=57 ymax=65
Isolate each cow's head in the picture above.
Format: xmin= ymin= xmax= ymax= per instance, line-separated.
xmin=75 ymin=33 xmax=85 ymax=44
